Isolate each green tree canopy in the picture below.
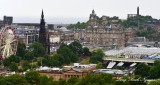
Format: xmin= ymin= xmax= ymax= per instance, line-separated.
xmin=16 ymin=42 xmax=26 ymax=58
xmin=8 ymin=62 xmax=18 ymax=71
xmin=29 ymin=42 xmax=45 ymax=57
xmin=3 ymin=55 xmax=20 ymax=67
xmin=135 ymin=63 xmax=150 ymax=78
xmin=57 ymin=44 xmax=78 ymax=64
xmin=21 ymin=60 xmax=31 ymax=71
xmin=23 ymin=51 xmax=34 ymax=61
xmin=25 ymin=71 xmax=54 ymax=85
xmin=77 ymin=73 xmax=115 ymax=85
xmin=25 ymin=71 xmax=40 ymax=84
xmin=69 ymin=40 xmax=83 ymax=56
xmin=67 ymin=22 xmax=88 ymax=30
xmin=90 ymin=49 xmax=105 ymax=64
xmin=148 ymin=80 xmax=160 ymax=85
xmin=82 ymin=47 xmax=91 ymax=56
xmin=149 ymin=60 xmax=160 ymax=79
xmin=1 ymin=74 xmax=29 ymax=85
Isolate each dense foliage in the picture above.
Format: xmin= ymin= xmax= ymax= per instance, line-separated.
xmin=135 ymin=63 xmax=150 ymax=78
xmin=0 ymin=71 xmax=54 ymax=85
xmin=121 ymin=16 xmax=153 ymax=28
xmin=29 ymin=42 xmax=45 ymax=57
xmin=136 ymin=27 xmax=160 ymax=41
xmin=0 ymin=71 xmax=147 ymax=85
xmin=90 ymin=49 xmax=105 ymax=64
xmin=135 ymin=60 xmax=160 ymax=79
xmin=67 ymin=22 xmax=88 ymax=29
xmin=16 ymin=42 xmax=26 ymax=58
xmin=2 ymin=41 xmax=103 ymax=72
xmin=121 ymin=15 xmax=160 ymax=41
xmin=41 ymin=40 xmax=93 ymax=67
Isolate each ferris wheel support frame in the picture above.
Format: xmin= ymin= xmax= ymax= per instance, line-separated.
xmin=0 ymin=26 xmax=18 ymax=60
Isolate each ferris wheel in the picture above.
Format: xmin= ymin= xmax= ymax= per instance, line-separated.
xmin=0 ymin=26 xmax=18 ymax=60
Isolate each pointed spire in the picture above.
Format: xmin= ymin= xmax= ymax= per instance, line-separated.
xmin=92 ymin=9 xmax=95 ymax=14
xmin=40 ymin=9 xmax=45 ymax=25
xmin=41 ymin=9 xmax=44 ymax=19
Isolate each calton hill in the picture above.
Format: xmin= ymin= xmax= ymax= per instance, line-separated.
xmin=68 ymin=15 xmax=160 ymax=41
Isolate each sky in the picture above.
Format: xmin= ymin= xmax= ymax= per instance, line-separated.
xmin=0 ymin=0 xmax=159 ymax=24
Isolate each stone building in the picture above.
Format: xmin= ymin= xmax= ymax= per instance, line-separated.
xmin=3 ymin=16 xmax=13 ymax=26
xmin=85 ymin=10 xmax=134 ymax=49
xmin=49 ymin=27 xmax=84 ymax=43
xmin=127 ymin=6 xmax=140 ymax=19
xmin=14 ymin=26 xmax=39 ymax=47
xmin=88 ymin=10 xmax=120 ymax=27
xmin=85 ymin=26 xmax=125 ymax=49
xmin=38 ymin=63 xmax=97 ymax=81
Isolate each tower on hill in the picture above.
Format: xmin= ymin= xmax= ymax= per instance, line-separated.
xmin=137 ymin=6 xmax=139 ymax=16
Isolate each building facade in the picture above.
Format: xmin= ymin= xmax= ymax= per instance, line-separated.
xmin=38 ymin=63 xmax=97 ymax=81
xmin=14 ymin=26 xmax=39 ymax=47
xmin=85 ymin=10 xmax=134 ymax=49
xmin=3 ymin=16 xmax=13 ymax=26
xmin=85 ymin=27 xmax=125 ymax=49
xmin=127 ymin=6 xmax=140 ymax=19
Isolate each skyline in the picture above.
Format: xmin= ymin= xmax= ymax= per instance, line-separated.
xmin=0 ymin=0 xmax=160 ymax=24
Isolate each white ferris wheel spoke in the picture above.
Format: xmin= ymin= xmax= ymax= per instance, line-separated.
xmin=0 ymin=27 xmax=17 ymax=59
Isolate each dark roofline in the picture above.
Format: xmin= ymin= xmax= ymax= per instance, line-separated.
xmin=13 ymin=23 xmax=40 ymax=27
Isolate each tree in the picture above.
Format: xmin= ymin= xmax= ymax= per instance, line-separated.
xmin=24 ymin=51 xmax=34 ymax=61
xmin=2 ymin=74 xmax=29 ymax=85
xmin=96 ymin=62 xmax=103 ymax=69
xmin=3 ymin=55 xmax=20 ymax=67
xmin=16 ymin=42 xmax=26 ymax=58
xmin=29 ymin=42 xmax=45 ymax=57
xmin=67 ymin=22 xmax=88 ymax=30
xmin=67 ymin=76 xmax=79 ymax=85
xmin=25 ymin=71 xmax=40 ymax=84
xmin=82 ymin=47 xmax=91 ymax=56
xmin=3 ymin=58 xmax=11 ymax=67
xmin=8 ymin=62 xmax=18 ymax=71
xmin=148 ymin=80 xmax=160 ymax=85
xmin=90 ymin=49 xmax=105 ymax=64
xmin=57 ymin=44 xmax=78 ymax=64
xmin=8 ymin=55 xmax=20 ymax=63
xmin=25 ymin=71 xmax=54 ymax=85
xmin=42 ymin=56 xmax=59 ymax=67
xmin=53 ymin=54 xmax=65 ymax=67
xmin=38 ymin=75 xmax=54 ymax=85
xmin=69 ymin=40 xmax=83 ymax=56
xmin=149 ymin=60 xmax=160 ymax=79
xmin=77 ymin=73 xmax=115 ymax=85
xmin=134 ymin=63 xmax=150 ymax=78
xmin=21 ymin=60 xmax=31 ymax=71
xmin=58 ymin=79 xmax=67 ymax=85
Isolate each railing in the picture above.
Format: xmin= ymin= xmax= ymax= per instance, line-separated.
xmin=103 ymin=57 xmax=154 ymax=63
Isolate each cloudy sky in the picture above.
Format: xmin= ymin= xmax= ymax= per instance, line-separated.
xmin=0 ymin=0 xmax=159 ymax=24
